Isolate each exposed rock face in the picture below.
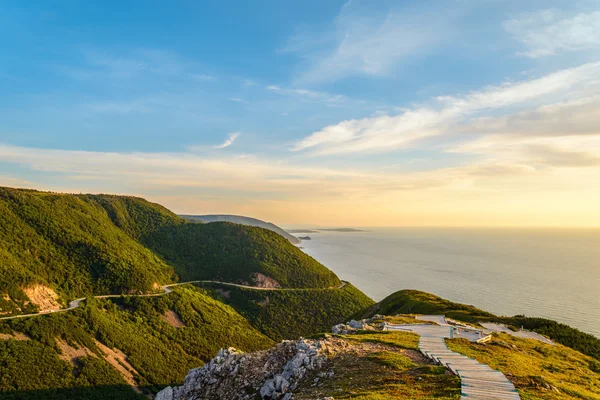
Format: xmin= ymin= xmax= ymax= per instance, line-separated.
xmin=156 ymin=338 xmax=340 ymax=400
xmin=252 ymin=273 xmax=281 ymax=289
xmin=22 ymin=284 xmax=61 ymax=312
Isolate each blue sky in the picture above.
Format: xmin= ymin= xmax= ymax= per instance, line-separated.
xmin=2 ymin=0 xmax=600 ymax=226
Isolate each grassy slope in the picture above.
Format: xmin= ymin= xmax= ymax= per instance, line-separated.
xmin=201 ymin=282 xmax=374 ymax=340
xmin=355 ymin=289 xmax=495 ymax=322
xmin=0 ymin=287 xmax=273 ymax=399
xmin=143 ymin=221 xmax=341 ymax=288
xmin=358 ymin=289 xmax=600 ymax=361
xmin=447 ymin=334 xmax=600 ymax=399
xmin=295 ymin=331 xmax=460 ymax=400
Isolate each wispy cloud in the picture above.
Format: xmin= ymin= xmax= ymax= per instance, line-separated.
xmin=58 ymin=48 xmax=218 ymax=85
xmin=214 ymin=132 xmax=241 ymax=149
xmin=293 ymin=62 xmax=600 ymax=155
xmin=505 ymin=9 xmax=600 ymax=58
xmin=285 ymin=3 xmax=456 ymax=84
xmin=266 ymin=85 xmax=347 ymax=104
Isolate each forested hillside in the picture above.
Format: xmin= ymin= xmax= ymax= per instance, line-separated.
xmin=0 ymin=287 xmax=273 ymax=399
xmin=0 ymin=187 xmax=343 ymax=317
xmin=200 ymin=282 xmax=374 ymax=340
xmin=181 ymin=214 xmax=300 ymax=244
xmin=143 ymin=221 xmax=341 ymax=288
xmin=0 ymin=188 xmax=177 ymax=313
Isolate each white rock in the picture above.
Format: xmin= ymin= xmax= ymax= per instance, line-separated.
xmin=155 ymin=386 xmax=173 ymax=400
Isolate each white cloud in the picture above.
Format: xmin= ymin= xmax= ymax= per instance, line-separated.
xmin=461 ymin=95 xmax=600 ymax=137
xmin=228 ymin=97 xmax=244 ymax=103
xmin=505 ymin=9 xmax=600 ymax=58
xmin=214 ymin=132 xmax=241 ymax=149
xmin=287 ymin=3 xmax=455 ymax=84
xmin=294 ymin=62 xmax=600 ymax=155
xmin=266 ymin=85 xmax=347 ymax=104
xmin=451 ymin=133 xmax=600 ymax=169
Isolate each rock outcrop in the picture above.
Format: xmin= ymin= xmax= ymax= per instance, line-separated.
xmin=331 ymin=316 xmax=382 ymax=334
xmin=156 ymin=338 xmax=341 ymax=400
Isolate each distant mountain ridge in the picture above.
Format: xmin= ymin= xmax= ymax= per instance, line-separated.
xmin=181 ymin=214 xmax=300 ymax=244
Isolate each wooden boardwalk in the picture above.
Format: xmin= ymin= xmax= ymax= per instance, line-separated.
xmin=387 ymin=315 xmax=521 ymax=399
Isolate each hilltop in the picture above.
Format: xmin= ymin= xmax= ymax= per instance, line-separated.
xmin=181 ymin=214 xmax=300 ymax=244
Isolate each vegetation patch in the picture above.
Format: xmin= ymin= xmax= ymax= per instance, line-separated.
xmin=143 ymin=221 xmax=341 ymax=288
xmin=201 ymin=282 xmax=374 ymax=340
xmin=0 ymin=287 xmax=274 ymax=398
xmin=356 ymin=289 xmax=494 ymax=323
xmin=339 ymin=331 xmax=420 ymax=351
xmin=358 ymin=289 xmax=600 ymax=361
xmin=446 ymin=334 xmax=600 ymax=399
xmin=293 ymin=339 xmax=460 ymax=399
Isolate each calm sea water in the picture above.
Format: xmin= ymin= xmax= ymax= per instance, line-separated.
xmin=298 ymin=228 xmax=600 ymax=338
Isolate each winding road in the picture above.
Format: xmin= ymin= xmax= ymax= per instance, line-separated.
xmin=0 ymin=280 xmax=348 ymax=322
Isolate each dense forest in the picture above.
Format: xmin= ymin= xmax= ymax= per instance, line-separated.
xmin=200 ymin=282 xmax=374 ymax=340
xmin=358 ymin=289 xmax=600 ymax=361
xmin=143 ymin=221 xmax=340 ymax=288
xmin=0 ymin=188 xmax=177 ymax=310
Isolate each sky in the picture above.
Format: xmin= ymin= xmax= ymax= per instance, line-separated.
xmin=1 ymin=0 xmax=600 ymax=227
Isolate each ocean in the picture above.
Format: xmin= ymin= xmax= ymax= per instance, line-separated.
xmin=297 ymin=227 xmax=600 ymax=338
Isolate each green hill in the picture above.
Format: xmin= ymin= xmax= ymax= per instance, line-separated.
xmin=355 ymin=289 xmax=495 ymax=323
xmin=0 ymin=188 xmax=177 ymax=313
xmin=181 ymin=214 xmax=300 ymax=244
xmin=143 ymin=221 xmax=341 ymax=288
xmin=358 ymin=289 xmax=600 ymax=361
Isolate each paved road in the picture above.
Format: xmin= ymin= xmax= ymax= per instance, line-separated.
xmin=387 ymin=315 xmax=521 ymax=400
xmin=0 ymin=280 xmax=347 ymax=322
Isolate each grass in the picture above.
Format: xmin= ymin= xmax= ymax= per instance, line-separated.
xmin=367 ymin=351 xmax=417 ymax=370
xmin=356 ymin=290 xmax=494 ymax=323
xmin=293 ymin=334 xmax=460 ymax=399
xmin=339 ymin=330 xmax=420 ymax=350
xmin=446 ymin=333 xmax=600 ymax=399
xmin=357 ymin=289 xmax=600 ymax=361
